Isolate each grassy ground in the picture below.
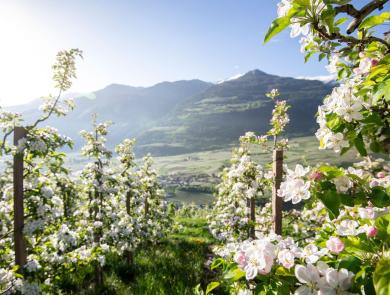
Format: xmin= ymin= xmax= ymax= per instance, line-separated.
xmin=65 ymin=216 xmax=216 ymax=295
xmin=153 ymin=136 xmax=359 ymax=176
xmin=167 ymin=190 xmax=214 ymax=206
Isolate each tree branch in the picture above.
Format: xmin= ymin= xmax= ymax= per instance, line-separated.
xmin=335 ymin=4 xmax=360 ymax=17
xmin=313 ymin=22 xmax=390 ymax=52
xmin=28 ymin=90 xmax=63 ymax=130
xmin=335 ymin=0 xmax=389 ymax=34
xmin=0 ymin=128 xmax=14 ymax=153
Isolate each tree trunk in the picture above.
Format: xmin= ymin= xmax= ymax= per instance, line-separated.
xmin=13 ymin=127 xmax=27 ymax=266
xmin=272 ymin=149 xmax=283 ymax=235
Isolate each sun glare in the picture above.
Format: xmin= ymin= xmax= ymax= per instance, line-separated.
xmin=0 ymin=2 xmax=53 ymax=106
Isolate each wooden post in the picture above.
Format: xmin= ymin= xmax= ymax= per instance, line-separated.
xmin=145 ymin=195 xmax=149 ymax=217
xmin=272 ymin=149 xmax=283 ymax=235
xmin=247 ymin=197 xmax=256 ymax=239
xmin=126 ymin=190 xmax=131 ymax=215
xmin=13 ymin=126 xmax=27 ymax=266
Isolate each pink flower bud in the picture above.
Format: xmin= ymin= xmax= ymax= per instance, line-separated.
xmin=234 ymin=251 xmax=247 ymax=268
xmin=371 ymin=59 xmax=379 ymax=67
xmin=326 ymin=237 xmax=344 ymax=254
xmin=366 ymin=226 xmax=378 ymax=238
xmin=310 ymin=171 xmax=324 ymax=181
xmin=376 ymin=171 xmax=386 ymax=179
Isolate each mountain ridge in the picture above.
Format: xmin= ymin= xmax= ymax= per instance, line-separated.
xmin=9 ymin=70 xmax=333 ymax=156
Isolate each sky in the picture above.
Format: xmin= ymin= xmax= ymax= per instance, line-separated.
xmin=0 ymin=0 xmax=335 ymax=106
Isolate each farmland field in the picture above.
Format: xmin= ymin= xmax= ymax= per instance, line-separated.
xmin=151 ymin=135 xmax=359 ymax=204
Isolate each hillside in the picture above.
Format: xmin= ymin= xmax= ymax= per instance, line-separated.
xmin=10 ymin=70 xmax=333 ymax=156
xmin=136 ymin=70 xmax=333 ymax=155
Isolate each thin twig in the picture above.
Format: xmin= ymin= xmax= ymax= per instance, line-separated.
xmin=346 ymin=0 xmax=389 ymax=34
xmin=313 ymin=22 xmax=390 ymax=52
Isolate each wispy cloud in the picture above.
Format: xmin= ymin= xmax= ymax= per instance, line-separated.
xmin=217 ymin=73 xmax=244 ymax=84
xmin=296 ymin=74 xmax=335 ymax=84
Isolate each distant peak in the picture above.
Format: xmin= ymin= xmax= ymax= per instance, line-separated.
xmin=102 ymin=83 xmax=139 ymax=90
xmin=245 ymin=69 xmax=267 ymax=76
xmin=217 ymin=73 xmax=244 ymax=84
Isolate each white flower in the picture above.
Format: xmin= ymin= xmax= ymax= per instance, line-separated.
xmin=277 ymin=0 xmax=292 ymax=17
xmin=335 ymin=100 xmax=363 ymax=122
xmin=326 ymin=54 xmax=340 ymax=74
xmin=0 ymin=268 xmax=14 ymax=285
xmin=279 ymin=179 xmax=311 ymax=204
xmin=336 ymin=219 xmax=360 ymax=236
xmin=94 ymin=221 xmax=103 ymax=228
xmin=41 ymin=186 xmax=54 ymax=198
xmin=318 ymin=268 xmax=354 ymax=294
xmin=25 ymin=259 xmax=41 ymax=272
xmin=287 ymin=164 xmax=311 ymax=178
xmin=290 ymin=23 xmax=310 ymax=38
xmin=236 ymin=239 xmax=276 ymax=280
xmin=353 ymin=57 xmax=373 ymax=75
xmin=303 ymin=245 xmax=328 ymax=264
xmin=333 ymin=176 xmax=353 ymax=193
xmin=358 ymin=207 xmax=376 ymax=219
xmin=237 ymin=289 xmax=252 ymax=295
xmin=294 ymin=264 xmax=320 ymax=295
xmin=323 ymin=132 xmax=349 ymax=153
xmin=278 ymin=249 xmax=295 ymax=269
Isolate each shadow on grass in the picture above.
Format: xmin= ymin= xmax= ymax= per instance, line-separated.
xmin=61 ymin=217 xmax=224 ymax=295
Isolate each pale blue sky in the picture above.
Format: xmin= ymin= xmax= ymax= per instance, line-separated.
xmin=0 ymin=0 xmax=371 ymax=105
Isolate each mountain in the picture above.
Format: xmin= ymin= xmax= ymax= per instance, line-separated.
xmin=136 ymin=70 xmax=333 ymax=155
xmin=9 ymin=70 xmax=333 ymax=156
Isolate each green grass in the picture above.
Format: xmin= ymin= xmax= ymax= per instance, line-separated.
xmin=63 ymin=216 xmax=217 ymax=294
xmin=152 ymin=136 xmax=359 ymax=176
xmin=167 ymin=190 xmax=214 ymax=206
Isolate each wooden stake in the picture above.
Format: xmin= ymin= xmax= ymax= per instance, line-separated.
xmin=13 ymin=127 xmax=27 ymax=266
xmin=247 ymin=197 xmax=256 ymax=239
xmin=272 ymin=149 xmax=283 ymax=235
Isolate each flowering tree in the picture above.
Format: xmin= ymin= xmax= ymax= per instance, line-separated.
xmin=135 ymin=155 xmax=171 ymax=244
xmin=207 ymin=1 xmax=390 ymax=294
xmin=209 ymin=145 xmax=267 ymax=242
xmin=0 ymin=49 xmax=83 ymax=294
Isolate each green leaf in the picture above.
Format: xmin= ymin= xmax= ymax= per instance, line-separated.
xmin=371 ymin=187 xmax=390 ymax=208
xmin=304 ymin=51 xmax=315 ymax=63
xmin=338 ymin=255 xmax=362 ymax=273
xmin=275 ymin=266 xmax=295 ymax=276
xmin=373 ymin=258 xmax=390 ymax=295
xmin=370 ymin=140 xmax=381 ymax=153
xmin=224 ymin=267 xmax=245 ymax=281
xmin=326 ymin=113 xmax=343 ymax=132
xmin=317 ymin=190 xmax=340 ymax=219
xmin=319 ymin=52 xmax=326 ymax=61
xmin=264 ymin=16 xmax=291 ymax=44
xmin=375 ymin=213 xmax=390 ymax=240
xmin=354 ymin=133 xmax=367 ymax=156
xmin=335 ymin=17 xmax=348 ymax=25
xmin=205 ymin=282 xmax=220 ymax=295
xmin=318 ymin=166 xmax=343 ymax=178
xmin=359 ymin=12 xmax=390 ymax=30
xmin=210 ymin=258 xmax=225 ymax=270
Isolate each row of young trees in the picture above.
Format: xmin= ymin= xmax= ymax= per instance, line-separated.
xmin=207 ymin=1 xmax=390 ymax=294
xmin=0 ymin=50 xmax=171 ymax=294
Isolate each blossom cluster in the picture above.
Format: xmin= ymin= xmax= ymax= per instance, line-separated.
xmin=209 ymin=146 xmax=268 ymax=242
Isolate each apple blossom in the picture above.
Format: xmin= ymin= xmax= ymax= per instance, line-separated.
xmin=326 ymin=237 xmax=344 ymax=254
xmin=366 ymin=226 xmax=378 ymax=238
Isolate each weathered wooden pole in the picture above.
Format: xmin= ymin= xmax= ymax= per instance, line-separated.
xmin=272 ymin=149 xmax=283 ymax=235
xmin=145 ymin=195 xmax=149 ymax=217
xmin=13 ymin=126 xmax=27 ymax=266
xmin=247 ymin=197 xmax=256 ymax=239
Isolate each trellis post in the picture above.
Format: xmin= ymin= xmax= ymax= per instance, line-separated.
xmin=272 ymin=149 xmax=283 ymax=235
xmin=14 ymin=126 xmax=27 ymax=266
xmin=247 ymin=197 xmax=256 ymax=239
